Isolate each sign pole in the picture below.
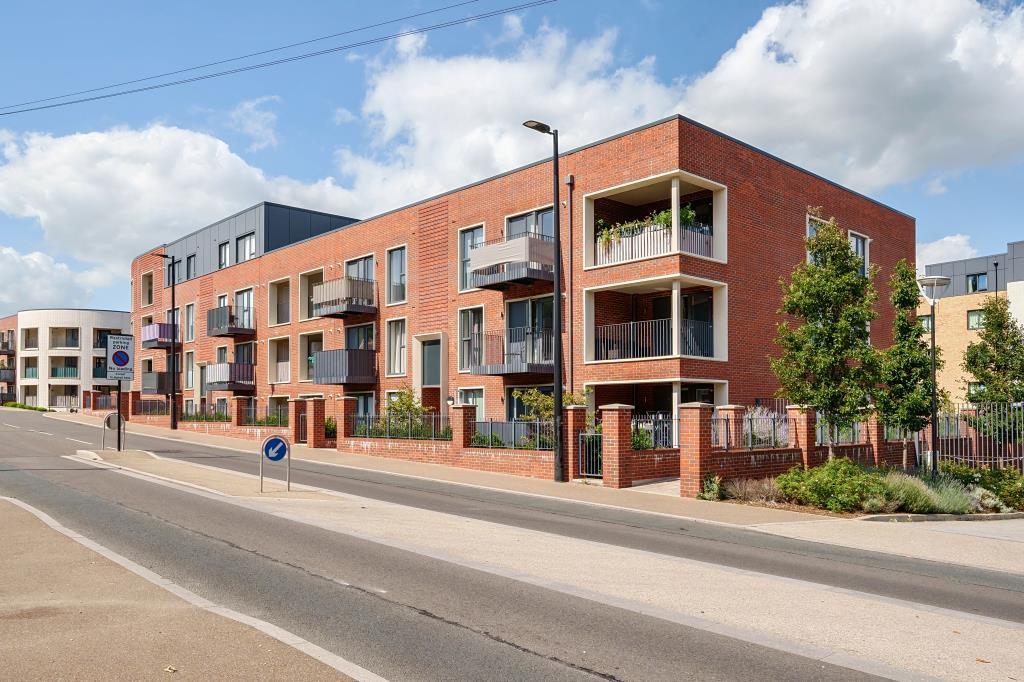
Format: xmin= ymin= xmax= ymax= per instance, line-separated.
xmin=116 ymin=380 xmax=122 ymax=452
xmin=286 ymin=446 xmax=291 ymax=491
xmin=259 ymin=447 xmax=264 ymax=493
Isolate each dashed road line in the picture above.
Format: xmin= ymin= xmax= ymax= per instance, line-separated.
xmin=3 ymin=423 xmax=20 ymax=429
xmin=65 ymin=437 xmax=92 ymax=444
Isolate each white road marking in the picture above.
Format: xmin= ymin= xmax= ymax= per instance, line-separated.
xmin=1 ymin=495 xmax=388 ymax=682
xmin=3 ymin=423 xmax=19 ymax=429
xmin=35 ymin=431 xmax=54 ymax=436
xmin=65 ymin=438 xmax=92 ymax=444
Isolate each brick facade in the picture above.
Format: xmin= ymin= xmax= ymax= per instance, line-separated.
xmin=128 ymin=115 xmax=914 ymax=465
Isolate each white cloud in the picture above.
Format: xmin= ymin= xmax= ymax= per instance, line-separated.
xmin=0 ymin=125 xmax=360 ymax=303
xmin=333 ymin=107 xmax=356 ymax=124
xmin=0 ymin=246 xmax=91 ymax=313
xmin=917 ymin=234 xmax=977 ymax=271
xmin=228 ymin=95 xmax=281 ymax=151
xmin=924 ymin=177 xmax=949 ymax=196
xmin=681 ymin=0 xmax=1024 ymax=191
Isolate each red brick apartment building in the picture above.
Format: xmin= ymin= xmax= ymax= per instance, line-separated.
xmin=129 ymin=115 xmax=915 ymax=426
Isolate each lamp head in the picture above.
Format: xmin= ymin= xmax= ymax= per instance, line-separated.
xmin=523 ymin=120 xmax=552 ymax=135
xmin=446 ymin=395 xmax=455 ymax=407
xmin=917 ymin=274 xmax=951 ymax=303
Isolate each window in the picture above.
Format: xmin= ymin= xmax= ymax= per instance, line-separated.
xmin=919 ymin=314 xmax=933 ymax=333
xmin=299 ymin=270 xmax=323 ymax=319
xmin=184 ymin=399 xmax=195 ymax=416
xmin=166 ymin=259 xmax=178 ymax=286
xmin=166 ymin=308 xmax=180 ymax=338
xmin=507 ymin=208 xmax=553 ymax=239
xmin=184 ymin=304 xmax=195 ymax=341
xmin=458 ymin=388 xmax=484 ymax=421
xmin=142 ymin=358 xmax=153 ymax=373
xmin=806 ymin=215 xmax=826 ymax=262
xmin=235 ymin=342 xmax=254 ymax=365
xmin=345 ymin=323 xmax=374 ymax=350
xmin=386 ymin=319 xmax=406 ymax=375
xmin=216 ymin=346 xmax=228 ymax=364
xmin=459 ymin=226 xmax=484 ymax=290
xmin=967 ymin=309 xmax=984 ymax=330
xmin=185 ymin=351 xmax=194 ymax=389
xmin=300 ymin=333 xmax=323 ymax=381
xmin=350 ymin=392 xmax=374 ymax=417
xmin=966 ymin=273 xmax=988 ymax=293
xmin=216 ymin=397 xmax=228 ymax=415
xmin=235 ymin=289 xmax=253 ymax=328
xmin=141 ymin=272 xmax=154 ymax=306
xmin=506 ymin=385 xmax=552 ymax=420
xmin=218 ymin=242 xmax=229 ymax=269
xmin=849 ymin=232 xmax=868 ymax=277
xmin=387 ymin=246 xmax=407 ymax=304
xmin=346 ymin=255 xmax=374 ymax=281
xmin=459 ymin=307 xmax=483 ymax=370
xmin=235 ymin=232 xmax=256 ymax=264
xmin=968 ymin=382 xmax=985 ymax=398
xmin=217 ymin=294 xmax=227 ymax=309
xmin=422 ymin=340 xmax=441 ymax=387
xmin=186 ymin=254 xmax=196 ymax=280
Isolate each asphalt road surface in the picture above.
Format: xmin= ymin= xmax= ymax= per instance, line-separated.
xmin=2 ymin=409 xmax=1021 ymax=680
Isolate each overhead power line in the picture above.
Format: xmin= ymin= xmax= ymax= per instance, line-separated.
xmin=0 ymin=0 xmax=555 ymax=117
xmin=0 ymin=0 xmax=484 ymax=112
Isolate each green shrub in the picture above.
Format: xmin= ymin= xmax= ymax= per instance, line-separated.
xmin=325 ymin=416 xmax=337 ymax=439
xmin=878 ymin=473 xmax=939 ymax=514
xmin=723 ymin=477 xmax=784 ymax=504
xmin=697 ymin=473 xmax=723 ymax=501
xmin=777 ymin=458 xmax=886 ymax=512
xmin=2 ymin=401 xmax=48 ymax=412
xmin=631 ymin=428 xmax=653 ymax=450
xmin=470 ymin=432 xmax=505 ymax=447
xmin=941 ymin=462 xmax=1024 ymax=511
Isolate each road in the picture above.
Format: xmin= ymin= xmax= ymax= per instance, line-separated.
xmin=2 ymin=408 xmax=1022 ymax=680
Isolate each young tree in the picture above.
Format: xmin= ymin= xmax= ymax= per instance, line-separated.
xmin=962 ymin=295 xmax=1024 ymax=403
xmin=876 ymin=259 xmax=934 ymax=468
xmin=771 ymin=212 xmax=879 ymax=459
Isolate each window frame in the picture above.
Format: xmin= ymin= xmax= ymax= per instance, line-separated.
xmin=457 ymin=386 xmax=485 ymax=421
xmin=966 ymin=272 xmax=988 ymax=294
xmin=385 ymin=245 xmax=408 ymax=306
xmin=458 ymin=224 xmax=485 ymax=292
xmin=185 ymin=254 xmax=197 ymax=280
xmin=848 ymin=230 xmax=870 ymax=277
xmin=385 ymin=317 xmax=407 ymax=377
xmin=967 ymin=309 xmax=984 ymax=330
xmin=297 ymin=330 xmax=325 ymax=382
xmin=140 ymin=271 xmax=154 ymax=307
xmin=344 ymin=322 xmax=376 ymax=350
xmin=218 ymin=242 xmax=230 ymax=270
xmin=235 ymin=232 xmax=256 ymax=264
xmin=184 ymin=303 xmax=195 ymax=342
xmin=457 ymin=305 xmax=484 ymax=372
xmin=184 ymin=351 xmax=194 ymax=389
xmin=345 ymin=253 xmax=375 ymax=281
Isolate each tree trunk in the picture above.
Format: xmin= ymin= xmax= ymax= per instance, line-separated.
xmin=827 ymin=426 xmax=834 ymax=461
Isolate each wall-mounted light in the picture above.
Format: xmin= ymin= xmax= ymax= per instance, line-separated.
xmin=446 ymin=395 xmax=455 ymax=407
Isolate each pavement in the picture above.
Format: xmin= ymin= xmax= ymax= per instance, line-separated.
xmin=5 ymin=407 xmax=1024 ymax=680
xmin=0 ymin=497 xmax=346 ymax=681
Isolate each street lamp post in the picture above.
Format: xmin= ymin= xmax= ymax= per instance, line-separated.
xmin=159 ymin=254 xmax=180 ymax=430
xmin=523 ymin=120 xmax=564 ymax=482
xmin=918 ymin=274 xmax=950 ymax=478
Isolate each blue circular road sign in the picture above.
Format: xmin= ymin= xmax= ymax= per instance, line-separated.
xmin=111 ymin=350 xmax=130 ymax=367
xmin=262 ymin=435 xmax=289 ymax=462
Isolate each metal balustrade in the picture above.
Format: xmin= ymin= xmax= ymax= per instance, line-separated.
xmin=352 ymin=414 xmax=452 ymax=440
xmin=594 ymin=222 xmax=714 ymax=266
xmin=207 ymin=306 xmax=254 ymax=336
xmin=467 ymin=326 xmax=553 ymax=375
xmin=680 ymin=319 xmax=713 ymax=358
xmin=471 ymin=420 xmax=554 ymax=450
xmin=594 ymin=318 xmax=671 ymax=361
xmin=468 ymin=231 xmax=555 ymax=289
xmin=313 ymin=349 xmax=376 ymax=384
xmin=205 ymin=362 xmax=255 ymax=390
xmin=50 ymin=366 xmax=79 ymax=379
xmin=312 ymin=276 xmax=377 ymax=317
xmin=141 ymin=322 xmax=178 ymax=349
xmin=631 ymin=414 xmax=677 ymax=449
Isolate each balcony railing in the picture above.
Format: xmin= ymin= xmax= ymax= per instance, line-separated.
xmin=594 ymin=222 xmax=713 ymax=266
xmin=23 ymin=367 xmax=38 ymax=379
xmin=313 ymin=348 xmax=376 ymax=384
xmin=207 ymin=306 xmax=254 ymax=337
xmin=467 ymin=326 xmax=553 ymax=375
xmin=50 ymin=332 xmax=80 ymax=349
xmin=141 ymin=371 xmax=175 ymax=395
xmin=0 ymin=340 xmax=14 ymax=354
xmin=205 ymin=362 xmax=255 ymax=391
xmin=92 ymin=366 xmax=108 ymax=379
xmin=0 ymin=368 xmax=15 ymax=382
xmin=141 ymin=322 xmax=178 ymax=349
xmin=468 ymin=232 xmax=555 ymax=290
xmin=594 ymin=318 xmax=671 ymax=361
xmin=680 ymin=319 xmax=713 ymax=358
xmin=50 ymin=366 xmax=79 ymax=379
xmin=49 ymin=394 xmax=79 ymax=409
xmin=312 ymin=277 xmax=377 ymax=317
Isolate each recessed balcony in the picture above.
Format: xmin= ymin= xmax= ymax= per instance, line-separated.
xmin=141 ymin=371 xmax=176 ymax=395
xmin=0 ymin=340 xmax=14 ymax=356
xmin=0 ymin=367 xmax=14 ymax=382
xmin=207 ymin=306 xmax=255 ymax=337
xmin=467 ymin=326 xmax=553 ymax=375
xmin=468 ymin=232 xmax=555 ymax=290
xmin=205 ymin=362 xmax=255 ymax=392
xmin=313 ymin=348 xmax=376 ymax=384
xmin=312 ymin=276 xmax=377 ymax=318
xmin=141 ymin=323 xmax=178 ymax=349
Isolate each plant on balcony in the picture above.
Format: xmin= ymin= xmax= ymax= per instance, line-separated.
xmin=595 ymin=205 xmax=699 ymax=251
xmin=771 ymin=209 xmax=879 ymax=460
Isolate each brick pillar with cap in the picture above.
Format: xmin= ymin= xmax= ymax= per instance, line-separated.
xmin=450 ymin=404 xmax=477 ymax=449
xmin=600 ymin=404 xmax=634 ymax=489
xmin=787 ymin=405 xmax=817 ymax=468
xmin=307 ymin=398 xmax=328 ymax=448
xmin=335 ymin=396 xmax=357 ymax=448
xmin=679 ymin=402 xmax=714 ymax=497
xmin=564 ymin=406 xmax=588 ymax=480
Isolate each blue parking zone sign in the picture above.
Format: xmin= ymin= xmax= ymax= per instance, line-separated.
xmin=262 ymin=435 xmax=289 ymax=462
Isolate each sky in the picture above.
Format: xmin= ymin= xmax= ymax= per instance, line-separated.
xmin=2 ymin=0 xmax=1023 ymax=315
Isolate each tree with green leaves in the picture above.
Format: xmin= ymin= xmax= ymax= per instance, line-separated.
xmin=876 ymin=259 xmax=935 ymax=468
xmin=771 ymin=212 xmax=879 ymax=460
xmin=963 ymin=295 xmax=1024 ymax=403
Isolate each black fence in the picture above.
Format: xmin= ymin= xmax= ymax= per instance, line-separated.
xmin=181 ymin=403 xmax=230 ymax=422
xmin=352 ymin=414 xmax=451 ymax=440
xmin=631 ymin=415 xmax=676 ymax=450
xmin=240 ymin=404 xmax=288 ymax=427
xmin=471 ymin=420 xmax=555 ymax=450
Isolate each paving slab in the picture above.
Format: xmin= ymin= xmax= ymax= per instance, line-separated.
xmin=0 ymin=498 xmax=346 ymax=681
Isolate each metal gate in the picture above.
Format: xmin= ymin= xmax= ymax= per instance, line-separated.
xmin=579 ymin=432 xmax=603 ymax=478
xmin=297 ymin=412 xmax=308 ymax=443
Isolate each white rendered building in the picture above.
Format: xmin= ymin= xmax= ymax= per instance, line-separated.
xmin=4 ymin=309 xmax=130 ymax=410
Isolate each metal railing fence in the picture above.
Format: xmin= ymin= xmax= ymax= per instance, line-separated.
xmin=352 ymin=413 xmax=452 ymax=441
xmin=471 ymin=420 xmax=555 ymax=450
xmin=240 ymin=404 xmax=289 ymax=427
xmin=595 ymin=318 xmax=671 ymax=361
xmin=631 ymin=414 xmax=677 ymax=450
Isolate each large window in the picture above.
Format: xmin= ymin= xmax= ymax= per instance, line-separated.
xmin=346 ymin=255 xmax=374 ymax=281
xmin=387 ymin=246 xmax=407 ymax=304
xmin=349 ymin=392 xmax=374 ymax=417
xmin=506 ymin=385 xmax=552 ymax=420
xmin=236 ymin=233 xmax=256 ymax=264
xmin=386 ymin=319 xmax=406 ymax=375
xmin=919 ymin=314 xmax=933 ymax=333
xmin=967 ymin=273 xmax=988 ymax=293
xmin=422 ymin=340 xmax=441 ymax=387
xmin=141 ymin=272 xmax=154 ymax=306
xmin=967 ymin=309 xmax=984 ymax=330
xmin=218 ymin=242 xmax=229 ymax=269
xmin=184 ymin=303 xmax=195 ymax=341
xmin=459 ymin=307 xmax=483 ymax=371
xmin=507 ymin=208 xmax=553 ymax=239
xmin=235 ymin=289 xmax=253 ymax=328
xmin=849 ymin=232 xmax=868 ymax=277
xmin=457 ymin=388 xmax=484 ymax=421
xmin=235 ymin=342 xmax=254 ymax=365
xmin=216 ymin=346 xmax=228 ymax=363
xmin=184 ymin=351 xmax=194 ymax=389
xmin=186 ymin=254 xmax=196 ymax=280
xmin=345 ymin=323 xmax=374 ymax=350
xmin=459 ymin=226 xmax=483 ymax=290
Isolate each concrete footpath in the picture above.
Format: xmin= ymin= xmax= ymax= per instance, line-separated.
xmin=66 ymin=447 xmax=1024 ymax=681
xmin=0 ymin=498 xmax=347 ymax=681
xmin=48 ymin=411 xmax=1024 ymax=575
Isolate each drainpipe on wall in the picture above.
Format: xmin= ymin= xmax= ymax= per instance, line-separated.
xmin=565 ymin=173 xmax=575 ymax=392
